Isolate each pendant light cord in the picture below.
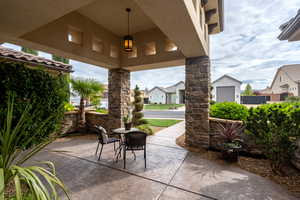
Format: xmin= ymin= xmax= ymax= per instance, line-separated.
xmin=126 ymin=8 xmax=131 ymax=35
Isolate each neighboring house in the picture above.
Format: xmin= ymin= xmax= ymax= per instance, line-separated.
xmin=148 ymin=81 xmax=185 ymax=104
xmin=149 ymin=75 xmax=242 ymax=104
xmin=268 ymin=65 xmax=300 ymax=98
xmin=212 ymin=75 xmax=242 ymax=103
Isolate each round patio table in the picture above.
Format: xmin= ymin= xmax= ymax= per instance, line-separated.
xmin=112 ymin=128 xmax=140 ymax=162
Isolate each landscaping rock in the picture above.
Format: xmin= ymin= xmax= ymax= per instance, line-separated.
xmin=292 ymin=138 xmax=300 ymax=171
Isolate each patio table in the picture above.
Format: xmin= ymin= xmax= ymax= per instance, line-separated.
xmin=112 ymin=128 xmax=139 ymax=162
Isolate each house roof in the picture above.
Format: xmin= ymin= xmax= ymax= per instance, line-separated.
xmin=270 ymin=64 xmax=300 ymax=88
xmin=149 ymin=81 xmax=185 ymax=94
xmin=0 ymin=46 xmax=72 ymax=72
xmin=212 ymin=74 xmax=242 ymax=84
xmin=278 ymin=9 xmax=300 ymax=41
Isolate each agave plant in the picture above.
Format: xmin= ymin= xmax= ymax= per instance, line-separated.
xmin=217 ymin=122 xmax=244 ymax=144
xmin=0 ymin=95 xmax=69 ymax=200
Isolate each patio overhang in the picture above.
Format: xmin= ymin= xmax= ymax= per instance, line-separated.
xmin=0 ymin=0 xmax=223 ymax=71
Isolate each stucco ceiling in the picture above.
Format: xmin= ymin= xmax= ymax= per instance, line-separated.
xmin=77 ymin=0 xmax=156 ymax=36
xmin=0 ymin=0 xmax=96 ymax=37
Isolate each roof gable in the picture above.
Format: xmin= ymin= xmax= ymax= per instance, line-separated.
xmin=270 ymin=64 xmax=300 ymax=88
xmin=212 ymin=75 xmax=242 ymax=84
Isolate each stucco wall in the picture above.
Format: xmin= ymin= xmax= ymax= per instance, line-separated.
xmin=175 ymin=82 xmax=185 ymax=104
xmin=212 ymin=76 xmax=241 ymax=103
xmin=149 ymin=88 xmax=166 ymax=104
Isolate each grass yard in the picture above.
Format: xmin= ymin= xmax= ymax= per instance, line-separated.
xmin=144 ymin=104 xmax=184 ymax=110
xmin=146 ymin=118 xmax=182 ymax=127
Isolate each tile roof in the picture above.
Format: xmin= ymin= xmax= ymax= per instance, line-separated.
xmin=0 ymin=46 xmax=72 ymax=72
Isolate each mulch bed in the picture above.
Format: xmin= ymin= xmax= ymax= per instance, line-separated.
xmin=176 ymin=134 xmax=300 ymax=198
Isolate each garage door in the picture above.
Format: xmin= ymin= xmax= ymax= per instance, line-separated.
xmin=216 ymin=86 xmax=235 ymax=102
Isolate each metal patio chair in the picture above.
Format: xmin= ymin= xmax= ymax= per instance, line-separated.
xmin=123 ymin=131 xmax=147 ymax=169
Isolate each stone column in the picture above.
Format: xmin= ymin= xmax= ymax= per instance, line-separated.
xmin=108 ymin=69 xmax=130 ymax=131
xmin=185 ymin=56 xmax=210 ymax=148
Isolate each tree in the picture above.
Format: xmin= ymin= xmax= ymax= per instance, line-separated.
xmin=70 ymin=78 xmax=104 ymax=127
xmin=21 ymin=47 xmax=38 ymax=55
xmin=52 ymin=55 xmax=69 ymax=64
xmin=242 ymin=84 xmax=254 ymax=96
xmin=132 ymin=85 xmax=146 ymax=126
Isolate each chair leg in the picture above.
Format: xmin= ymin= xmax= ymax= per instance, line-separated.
xmin=132 ymin=150 xmax=136 ymax=160
xmin=98 ymin=144 xmax=104 ymax=161
xmin=144 ymin=147 xmax=146 ymax=168
xmin=123 ymin=148 xmax=126 ymax=169
xmin=95 ymin=140 xmax=100 ymax=155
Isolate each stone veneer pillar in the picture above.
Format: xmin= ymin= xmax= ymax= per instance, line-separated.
xmin=108 ymin=69 xmax=130 ymax=131
xmin=185 ymin=56 xmax=210 ymax=148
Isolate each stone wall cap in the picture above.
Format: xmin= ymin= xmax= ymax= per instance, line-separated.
xmin=209 ymin=117 xmax=243 ymax=123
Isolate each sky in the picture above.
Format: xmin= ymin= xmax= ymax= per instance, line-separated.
xmin=2 ymin=0 xmax=300 ymax=90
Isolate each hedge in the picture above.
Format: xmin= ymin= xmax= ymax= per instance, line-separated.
xmin=210 ymin=102 xmax=248 ymax=121
xmin=0 ymin=62 xmax=69 ymax=148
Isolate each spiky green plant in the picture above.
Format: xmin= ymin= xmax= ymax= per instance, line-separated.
xmin=0 ymin=95 xmax=69 ymax=200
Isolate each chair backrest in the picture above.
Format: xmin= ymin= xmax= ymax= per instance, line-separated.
xmin=90 ymin=125 xmax=108 ymax=144
xmin=124 ymin=131 xmax=147 ymax=148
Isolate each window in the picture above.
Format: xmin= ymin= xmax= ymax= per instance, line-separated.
xmin=92 ymin=38 xmax=103 ymax=53
xmin=144 ymin=42 xmax=156 ymax=56
xmin=128 ymin=47 xmax=138 ymax=58
xmin=280 ymin=76 xmax=282 ymax=82
xmin=68 ymin=26 xmax=82 ymax=45
xmin=110 ymin=45 xmax=119 ymax=58
xmin=165 ymin=39 xmax=178 ymax=52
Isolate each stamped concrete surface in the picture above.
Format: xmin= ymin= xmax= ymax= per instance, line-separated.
xmin=29 ymin=121 xmax=296 ymax=200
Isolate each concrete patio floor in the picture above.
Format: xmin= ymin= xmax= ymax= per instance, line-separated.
xmin=29 ymin=122 xmax=296 ymax=200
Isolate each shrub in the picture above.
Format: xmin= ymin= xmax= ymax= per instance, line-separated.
xmin=210 ymin=102 xmax=248 ymax=121
xmin=136 ymin=124 xmax=153 ymax=135
xmin=132 ymin=85 xmax=146 ymax=126
xmin=1 ymin=94 xmax=69 ymax=199
xmin=286 ymin=96 xmax=300 ymax=102
xmin=245 ymin=103 xmax=300 ymax=173
xmin=95 ymin=108 xmax=108 ymax=114
xmin=64 ymin=102 xmax=75 ymax=111
xmin=0 ymin=62 xmax=69 ymax=148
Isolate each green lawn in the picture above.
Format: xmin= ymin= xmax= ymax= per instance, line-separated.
xmin=146 ymin=119 xmax=182 ymax=127
xmin=144 ymin=104 xmax=184 ymax=110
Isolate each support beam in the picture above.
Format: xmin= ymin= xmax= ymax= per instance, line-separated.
xmin=185 ymin=56 xmax=210 ymax=148
xmin=201 ymin=0 xmax=208 ymax=7
xmin=208 ymin=23 xmax=218 ymax=34
xmin=205 ymin=9 xmax=217 ymax=23
xmin=134 ymin=0 xmax=208 ymax=57
xmin=108 ymin=69 xmax=131 ymax=131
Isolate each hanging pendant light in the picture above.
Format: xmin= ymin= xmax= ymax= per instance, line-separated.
xmin=123 ymin=8 xmax=133 ymax=52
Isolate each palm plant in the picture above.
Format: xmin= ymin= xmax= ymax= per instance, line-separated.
xmin=70 ymin=78 xmax=104 ymax=127
xmin=0 ymin=95 xmax=69 ymax=199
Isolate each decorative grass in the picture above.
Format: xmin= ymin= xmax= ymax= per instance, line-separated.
xmin=146 ymin=119 xmax=182 ymax=127
xmin=144 ymin=104 xmax=184 ymax=110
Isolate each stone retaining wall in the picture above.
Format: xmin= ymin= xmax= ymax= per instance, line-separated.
xmin=60 ymin=111 xmax=109 ymax=134
xmin=85 ymin=111 xmax=109 ymax=131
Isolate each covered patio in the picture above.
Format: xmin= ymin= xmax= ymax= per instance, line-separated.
xmin=28 ymin=122 xmax=296 ymax=199
xmin=0 ymin=0 xmax=223 ymax=149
